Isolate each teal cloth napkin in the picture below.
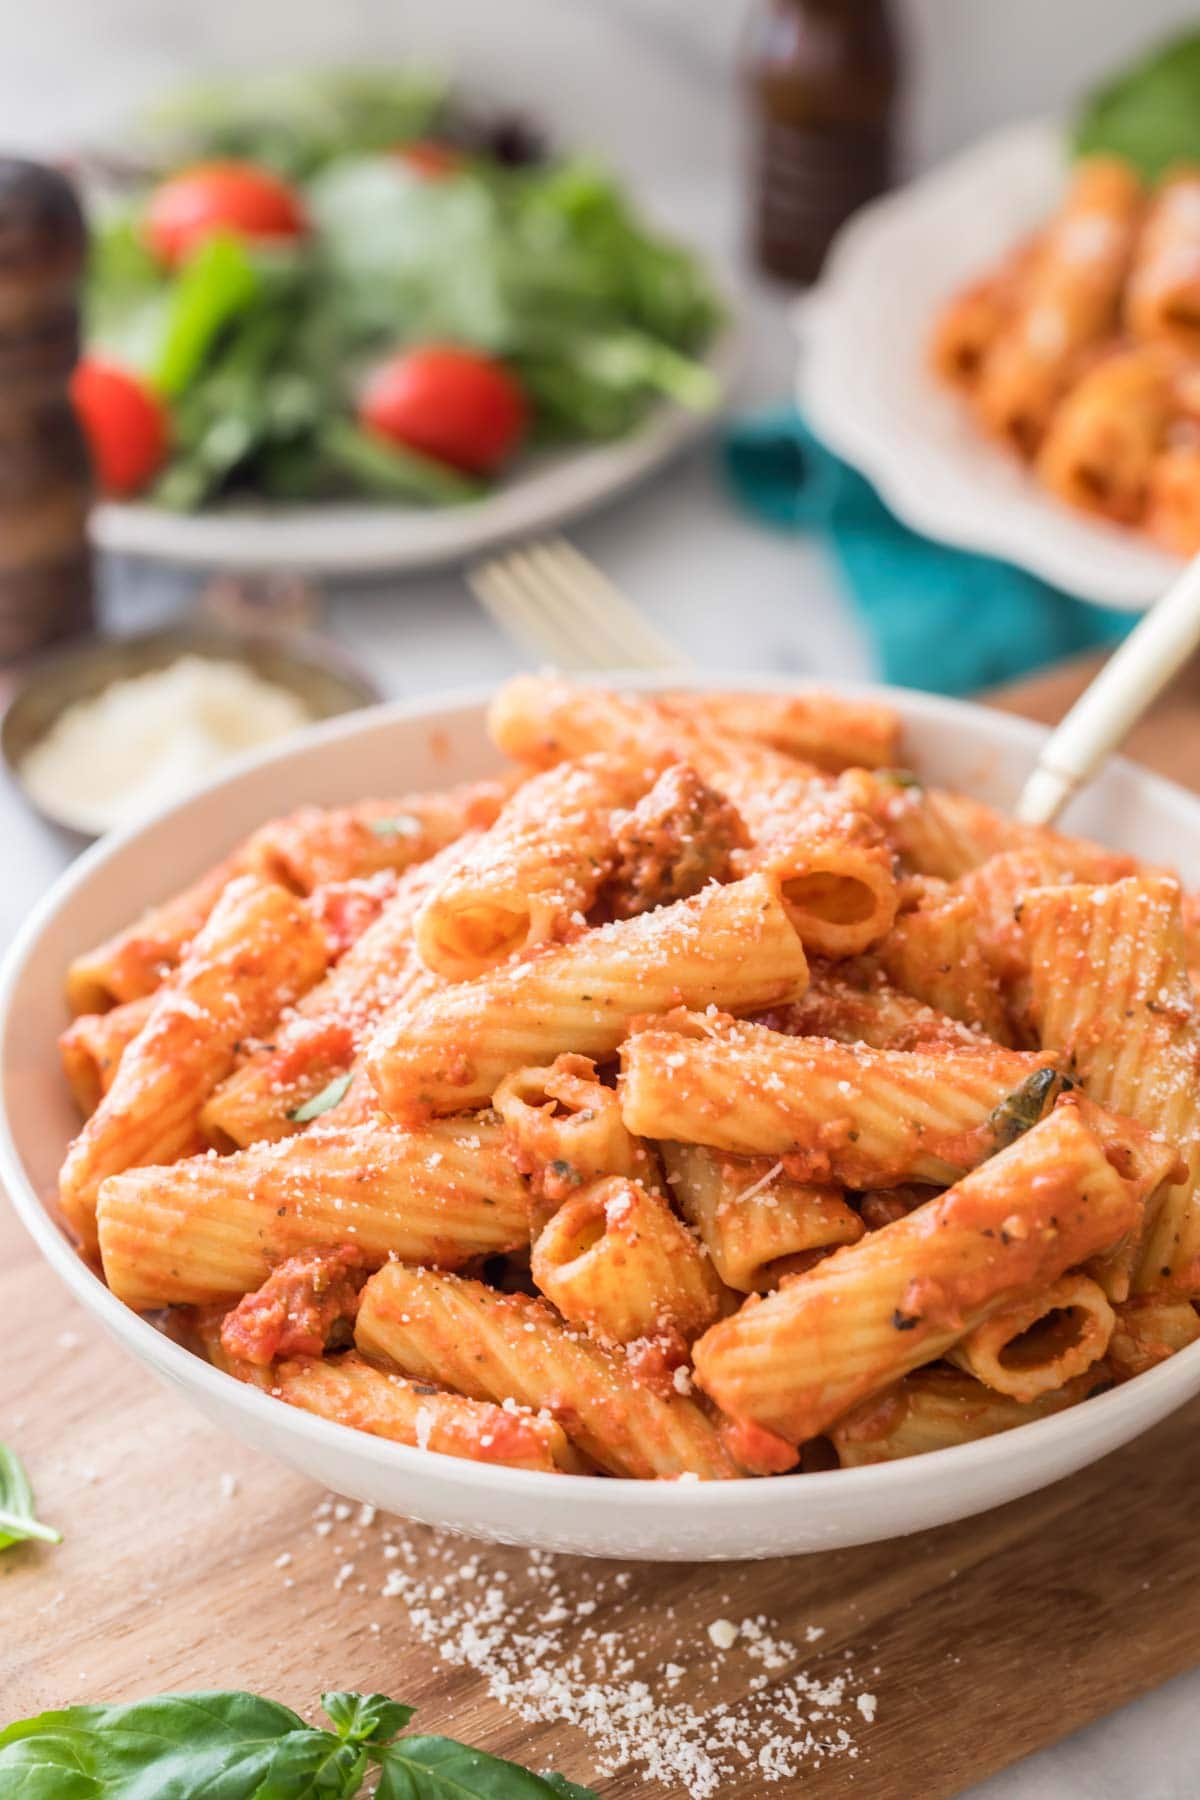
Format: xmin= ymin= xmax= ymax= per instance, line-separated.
xmin=722 ymin=408 xmax=1138 ymax=696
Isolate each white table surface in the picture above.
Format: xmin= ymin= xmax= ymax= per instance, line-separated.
xmin=4 ymin=0 xmax=1200 ymax=1793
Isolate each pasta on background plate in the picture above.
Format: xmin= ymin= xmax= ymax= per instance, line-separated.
xmin=52 ymin=677 xmax=1200 ymax=1481
xmin=931 ymin=152 xmax=1200 ymax=556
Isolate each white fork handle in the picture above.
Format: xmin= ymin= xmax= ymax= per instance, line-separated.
xmin=1015 ymin=552 xmax=1200 ymax=826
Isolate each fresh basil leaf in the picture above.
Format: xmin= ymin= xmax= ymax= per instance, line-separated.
xmin=0 ymin=1728 xmax=99 ymax=1799
xmin=322 ymin=1692 xmax=414 ymax=1746
xmin=0 ymin=1442 xmax=61 ymax=1550
xmin=986 ymin=1068 xmax=1075 ymax=1154
xmin=1074 ymin=30 xmax=1200 ymax=180
xmin=0 ymin=1693 xmax=308 ymax=1798
xmin=540 ymin=1777 xmax=601 ymax=1799
xmin=288 ymin=1072 xmax=353 ymax=1122
xmin=367 ymin=815 xmax=424 ymax=840
xmin=250 ymin=1731 xmax=367 ymax=1799
xmin=375 ymin=1736 xmax=600 ymax=1799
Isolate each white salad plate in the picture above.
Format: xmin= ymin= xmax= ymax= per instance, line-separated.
xmin=798 ymin=119 xmax=1182 ymax=612
xmin=90 ymin=319 xmax=742 ymax=575
xmin=5 ymin=677 xmax=1200 ymax=1561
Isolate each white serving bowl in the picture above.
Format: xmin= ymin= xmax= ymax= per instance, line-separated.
xmin=5 ymin=678 xmax=1200 ymax=1560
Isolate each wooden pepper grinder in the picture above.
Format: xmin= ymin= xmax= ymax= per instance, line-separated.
xmin=0 ymin=158 xmax=94 ymax=661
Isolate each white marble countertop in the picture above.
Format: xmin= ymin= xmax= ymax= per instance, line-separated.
xmin=4 ymin=1 xmax=1200 ymax=1793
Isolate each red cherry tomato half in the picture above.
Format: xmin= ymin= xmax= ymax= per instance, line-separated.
xmin=393 ymin=139 xmax=465 ymax=180
xmin=359 ymin=345 xmax=527 ymax=476
xmin=70 ymin=358 xmax=169 ymax=497
xmin=143 ymin=161 xmax=306 ymax=268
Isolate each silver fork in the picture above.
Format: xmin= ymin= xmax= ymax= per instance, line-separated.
xmin=468 ymin=535 xmax=692 ymax=672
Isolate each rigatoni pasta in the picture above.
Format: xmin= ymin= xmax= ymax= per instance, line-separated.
xmin=356 ymin=1263 xmax=742 ymax=1480
xmin=530 ymin=1175 xmax=726 ymax=1351
xmin=60 ymin=876 xmax=329 ymax=1252
xmin=691 ymin=1103 xmax=1143 ymax=1445
xmin=660 ymin=1141 xmax=863 ymax=1292
xmin=46 ymin=677 xmax=1200 ymax=1483
xmin=621 ymin=1013 xmax=1055 ymax=1184
xmin=366 ymin=873 xmax=810 ymax=1123
xmin=96 ymin=1117 xmax=529 ymax=1309
xmin=931 ymin=151 xmax=1200 ymax=554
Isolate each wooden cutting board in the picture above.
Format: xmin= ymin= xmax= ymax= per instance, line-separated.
xmin=6 ymin=653 xmax=1200 ymax=1800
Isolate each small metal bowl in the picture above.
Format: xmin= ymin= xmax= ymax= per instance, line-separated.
xmin=2 ymin=622 xmax=383 ymax=842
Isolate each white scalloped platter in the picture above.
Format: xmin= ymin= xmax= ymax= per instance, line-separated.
xmin=798 ymin=120 xmax=1181 ymax=612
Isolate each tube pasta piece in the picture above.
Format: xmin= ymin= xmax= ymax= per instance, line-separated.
xmin=493 ymin=1054 xmax=658 ymax=1204
xmin=955 ymin=843 xmax=1136 ymax=997
xmin=415 ymin=754 xmax=659 ymax=980
xmin=976 ymin=156 xmax=1143 ymax=455
xmin=1126 ymin=168 xmax=1200 ymax=352
xmin=1108 ymin=1295 xmax=1200 ymax=1380
xmin=1036 ymin=343 xmax=1177 ymax=523
xmin=692 ymin=1102 xmax=1142 ymax=1444
xmin=734 ymin=784 xmax=899 ymax=959
xmin=878 ymin=887 xmax=1011 ymax=1042
xmin=262 ymin=1351 xmax=578 ymax=1473
xmin=59 ymin=877 xmax=329 ymax=1253
xmin=602 ymin=763 xmax=747 ymax=920
xmin=652 ymin=689 xmax=901 ymax=774
xmin=65 ymin=857 xmax=243 ymax=1015
xmin=831 ymin=1365 xmax=1106 ymax=1467
xmin=96 ymin=1116 xmax=529 ymax=1310
xmin=530 ymin=1175 xmax=725 ymax=1349
xmin=200 ymin=841 xmax=469 ymax=1149
xmin=1147 ymin=441 xmax=1200 ymax=556
xmin=58 ymin=996 xmax=154 ymax=1115
xmin=246 ymin=779 xmax=513 ymax=893
xmin=945 ymin=1272 xmax=1115 ymax=1403
xmin=620 ymin=1012 xmax=1055 ymax=1186
xmin=767 ymin=967 xmax=987 ymax=1052
xmin=660 ymin=1141 xmax=863 ymax=1292
xmin=355 ymin=1263 xmax=742 ymax=1480
xmin=63 ymin=779 xmax=510 ymax=1014
xmin=929 ymin=238 xmax=1041 ymax=390
xmin=850 ymin=769 xmax=1124 ymax=887
xmin=488 ymin=675 xmax=680 ymax=770
xmin=1022 ymin=876 xmax=1200 ymax=1293
xmin=366 ymin=873 xmax=809 ymax=1124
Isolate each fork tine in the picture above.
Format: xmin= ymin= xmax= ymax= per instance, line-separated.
xmin=468 ymin=536 xmax=691 ymax=673
xmin=469 ymin=557 xmax=594 ymax=669
xmin=535 ymin=538 xmax=692 ymax=672
xmin=508 ymin=544 xmax=631 ymax=668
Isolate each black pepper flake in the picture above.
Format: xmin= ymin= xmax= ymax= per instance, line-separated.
xmin=892 ymin=1308 xmax=921 ymax=1331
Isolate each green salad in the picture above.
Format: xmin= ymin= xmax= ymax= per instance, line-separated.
xmin=78 ymin=70 xmax=724 ymax=511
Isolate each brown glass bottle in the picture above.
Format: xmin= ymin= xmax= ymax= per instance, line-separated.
xmin=746 ymin=0 xmax=900 ymax=285
xmin=0 ymin=159 xmax=94 ymax=661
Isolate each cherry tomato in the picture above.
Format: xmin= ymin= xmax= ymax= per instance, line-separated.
xmin=70 ymin=358 xmax=168 ymax=497
xmin=393 ymin=139 xmax=465 ymax=180
xmin=359 ymin=345 xmax=527 ymax=475
xmin=143 ymin=161 xmax=306 ymax=268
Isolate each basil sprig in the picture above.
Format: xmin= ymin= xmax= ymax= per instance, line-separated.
xmin=0 ymin=1688 xmax=599 ymax=1798
xmin=288 ymin=1071 xmax=354 ymax=1122
xmin=0 ymin=1443 xmax=60 ymax=1551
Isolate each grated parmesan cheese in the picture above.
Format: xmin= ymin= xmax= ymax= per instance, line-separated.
xmin=282 ymin=1496 xmax=876 ymax=1797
